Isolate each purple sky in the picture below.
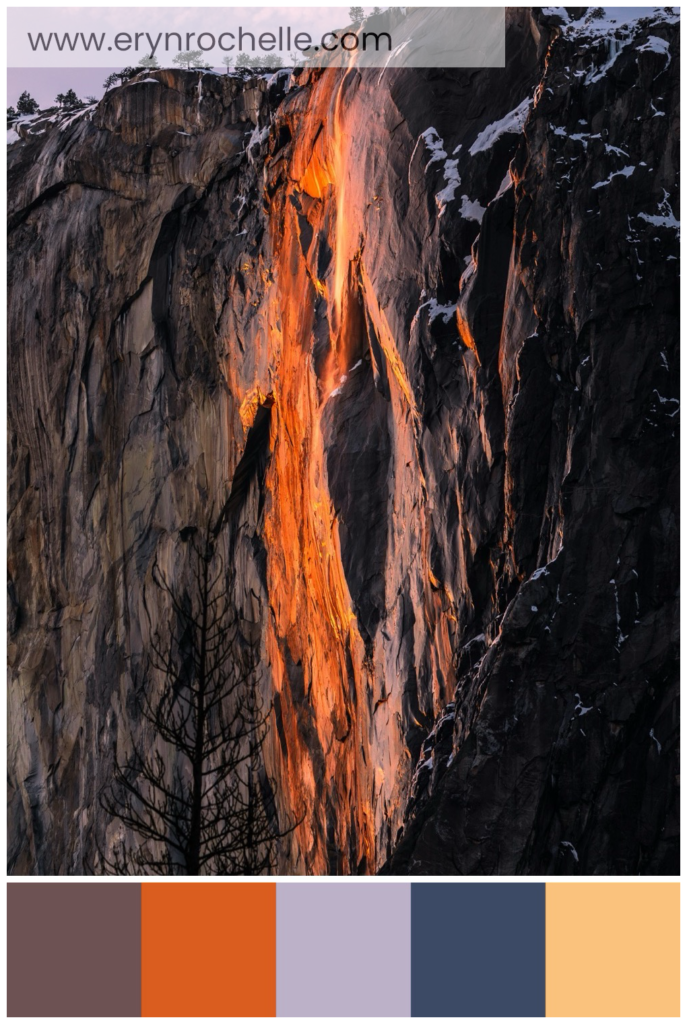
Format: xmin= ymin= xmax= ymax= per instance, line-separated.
xmin=7 ymin=7 xmax=665 ymax=110
xmin=8 ymin=68 xmax=230 ymax=109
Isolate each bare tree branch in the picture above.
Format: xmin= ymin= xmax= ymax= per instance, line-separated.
xmin=98 ymin=517 xmax=298 ymax=875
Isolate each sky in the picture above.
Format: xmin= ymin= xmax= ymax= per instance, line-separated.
xmin=8 ymin=67 xmax=226 ymax=109
xmin=7 ymin=5 xmax=353 ymax=105
xmin=8 ymin=7 xmax=669 ymax=110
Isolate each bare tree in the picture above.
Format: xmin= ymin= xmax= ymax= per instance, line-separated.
xmin=99 ymin=519 xmax=293 ymax=874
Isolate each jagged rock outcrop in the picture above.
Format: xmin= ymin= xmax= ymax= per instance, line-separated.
xmin=8 ymin=7 xmax=679 ymax=874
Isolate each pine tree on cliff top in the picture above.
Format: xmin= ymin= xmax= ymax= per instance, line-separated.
xmin=55 ymin=89 xmax=81 ymax=109
xmin=172 ymin=49 xmax=212 ymax=70
xmin=138 ymin=53 xmax=161 ymax=70
xmin=16 ymin=91 xmax=39 ymax=115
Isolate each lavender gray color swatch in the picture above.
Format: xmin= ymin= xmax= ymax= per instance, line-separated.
xmin=277 ymin=882 xmax=411 ymax=1016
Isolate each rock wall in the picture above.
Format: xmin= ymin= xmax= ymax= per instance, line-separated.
xmin=8 ymin=7 xmax=679 ymax=874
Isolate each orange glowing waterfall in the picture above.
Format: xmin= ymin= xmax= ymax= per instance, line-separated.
xmin=258 ymin=70 xmax=376 ymax=872
xmin=228 ymin=67 xmax=457 ymax=873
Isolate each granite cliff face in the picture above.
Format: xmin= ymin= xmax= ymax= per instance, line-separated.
xmin=8 ymin=7 xmax=679 ymax=874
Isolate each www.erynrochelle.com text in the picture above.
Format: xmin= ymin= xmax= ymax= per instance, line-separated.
xmin=27 ymin=27 xmax=393 ymax=56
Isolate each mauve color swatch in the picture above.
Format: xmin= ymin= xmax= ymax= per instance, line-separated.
xmin=411 ymin=882 xmax=546 ymax=1017
xmin=7 ymin=882 xmax=141 ymax=1017
xmin=277 ymin=882 xmax=411 ymax=1016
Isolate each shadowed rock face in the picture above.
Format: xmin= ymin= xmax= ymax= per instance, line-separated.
xmin=8 ymin=8 xmax=679 ymax=875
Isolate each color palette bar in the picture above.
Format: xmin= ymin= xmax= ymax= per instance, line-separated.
xmin=7 ymin=882 xmax=680 ymax=1017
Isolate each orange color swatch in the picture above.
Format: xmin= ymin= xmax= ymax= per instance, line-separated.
xmin=546 ymin=882 xmax=680 ymax=1017
xmin=141 ymin=882 xmax=276 ymax=1017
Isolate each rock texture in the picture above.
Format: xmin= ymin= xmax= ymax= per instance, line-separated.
xmin=8 ymin=7 xmax=679 ymax=874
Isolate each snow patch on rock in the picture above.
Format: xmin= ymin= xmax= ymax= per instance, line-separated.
xmin=469 ymin=98 xmax=531 ymax=156
xmin=459 ymin=195 xmax=486 ymax=223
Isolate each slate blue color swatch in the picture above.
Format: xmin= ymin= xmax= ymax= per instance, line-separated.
xmin=411 ymin=882 xmax=546 ymax=1017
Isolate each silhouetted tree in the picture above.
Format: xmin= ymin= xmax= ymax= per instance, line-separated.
xmin=234 ymin=52 xmax=254 ymax=69
xmin=172 ymin=50 xmax=211 ymax=70
xmin=232 ymin=52 xmax=284 ymax=72
xmin=103 ymin=72 xmax=119 ymax=90
xmin=138 ymin=53 xmax=161 ymax=69
xmin=253 ymin=54 xmax=284 ymax=71
xmin=55 ymin=88 xmax=81 ymax=109
xmin=99 ymin=519 xmax=293 ymax=874
xmin=349 ymin=6 xmax=365 ymax=22
xmin=16 ymin=91 xmax=39 ymax=115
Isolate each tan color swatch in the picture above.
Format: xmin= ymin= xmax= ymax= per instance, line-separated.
xmin=546 ymin=882 xmax=680 ymax=1017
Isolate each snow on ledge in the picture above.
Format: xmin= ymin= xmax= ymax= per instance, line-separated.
xmin=469 ymin=98 xmax=532 ymax=156
xmin=459 ymin=195 xmax=486 ymax=223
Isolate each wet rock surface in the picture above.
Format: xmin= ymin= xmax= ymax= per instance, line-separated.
xmin=8 ymin=8 xmax=679 ymax=874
